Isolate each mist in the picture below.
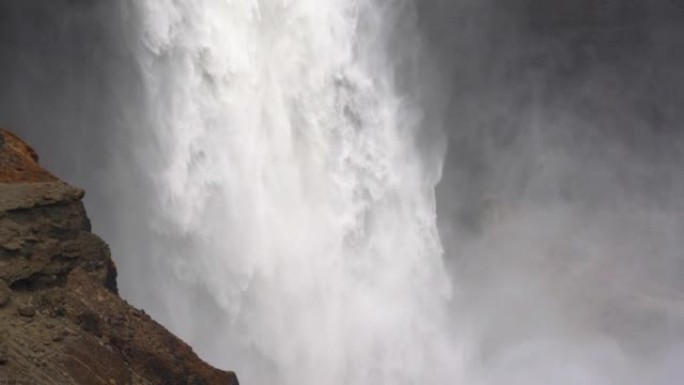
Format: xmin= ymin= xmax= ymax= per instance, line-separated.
xmin=420 ymin=1 xmax=684 ymax=383
xmin=1 ymin=1 xmax=683 ymax=384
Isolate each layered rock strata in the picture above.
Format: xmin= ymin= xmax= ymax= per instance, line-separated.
xmin=0 ymin=128 xmax=238 ymax=385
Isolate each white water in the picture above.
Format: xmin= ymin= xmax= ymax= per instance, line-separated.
xmin=133 ymin=1 xmax=463 ymax=384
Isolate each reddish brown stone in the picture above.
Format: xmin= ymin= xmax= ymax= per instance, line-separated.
xmin=0 ymin=129 xmax=239 ymax=384
xmin=0 ymin=129 xmax=58 ymax=183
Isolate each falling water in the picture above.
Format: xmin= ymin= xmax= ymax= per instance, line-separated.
xmin=2 ymin=1 xmax=683 ymax=384
xmin=133 ymin=1 xmax=462 ymax=384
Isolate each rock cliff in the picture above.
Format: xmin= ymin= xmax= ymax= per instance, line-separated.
xmin=0 ymin=129 xmax=239 ymax=385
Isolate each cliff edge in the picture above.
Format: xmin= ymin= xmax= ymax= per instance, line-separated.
xmin=0 ymin=129 xmax=239 ymax=385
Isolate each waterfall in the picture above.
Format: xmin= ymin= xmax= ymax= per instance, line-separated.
xmin=132 ymin=1 xmax=462 ymax=383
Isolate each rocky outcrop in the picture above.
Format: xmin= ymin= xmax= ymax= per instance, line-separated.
xmin=0 ymin=129 xmax=238 ymax=384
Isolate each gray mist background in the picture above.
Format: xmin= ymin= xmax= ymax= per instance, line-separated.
xmin=1 ymin=1 xmax=683 ymax=383
xmin=419 ymin=2 xmax=684 ymax=382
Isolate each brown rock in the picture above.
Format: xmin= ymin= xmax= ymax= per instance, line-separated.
xmin=0 ymin=344 xmax=8 ymax=365
xmin=18 ymin=304 xmax=36 ymax=318
xmin=0 ymin=129 xmax=240 ymax=384
xmin=62 ymin=336 xmax=132 ymax=385
xmin=0 ymin=279 xmax=10 ymax=307
xmin=0 ymin=129 xmax=57 ymax=183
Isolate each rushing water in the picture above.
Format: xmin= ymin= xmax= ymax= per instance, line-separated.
xmin=133 ymin=1 xmax=462 ymax=383
xmin=2 ymin=1 xmax=684 ymax=384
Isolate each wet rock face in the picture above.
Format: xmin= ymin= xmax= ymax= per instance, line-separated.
xmin=0 ymin=129 xmax=239 ymax=385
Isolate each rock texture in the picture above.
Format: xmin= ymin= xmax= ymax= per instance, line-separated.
xmin=0 ymin=129 xmax=238 ymax=385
